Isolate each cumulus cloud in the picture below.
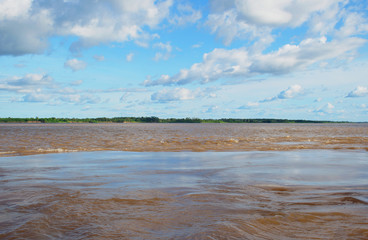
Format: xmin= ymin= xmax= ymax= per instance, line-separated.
xmin=346 ymin=86 xmax=368 ymax=98
xmin=0 ymin=72 xmax=143 ymax=105
xmin=249 ymin=37 xmax=365 ymax=75
xmin=153 ymin=42 xmax=173 ymax=61
xmin=0 ymin=73 xmax=54 ymax=93
xmin=0 ymin=0 xmax=173 ymax=55
xmin=334 ymin=12 xmax=368 ymax=38
xmin=126 ymin=53 xmax=134 ymax=62
xmin=64 ymin=59 xmax=87 ymax=71
xmin=206 ymin=0 xmax=344 ymax=45
xmin=144 ymin=36 xmax=366 ymax=86
xmin=0 ymin=0 xmax=53 ymax=55
xmin=261 ymin=85 xmax=303 ymax=102
xmin=142 ymin=0 xmax=368 ymax=88
xmin=0 ymin=72 xmax=60 ymax=103
xmin=169 ymin=3 xmax=202 ymax=26
xmin=313 ymin=102 xmax=335 ymax=115
xmin=278 ymin=85 xmax=303 ymax=99
xmin=206 ymin=8 xmax=272 ymax=47
xmin=235 ymin=0 xmax=339 ymax=27
xmin=150 ymin=87 xmax=212 ymax=102
xmin=145 ymin=47 xmax=250 ymax=86
xmin=0 ymin=0 xmax=32 ymax=20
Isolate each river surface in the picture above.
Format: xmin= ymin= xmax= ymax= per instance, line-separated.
xmin=0 ymin=123 xmax=367 ymax=156
xmin=1 ymin=123 xmax=367 ymax=239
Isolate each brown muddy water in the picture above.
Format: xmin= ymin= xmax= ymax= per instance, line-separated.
xmin=0 ymin=123 xmax=367 ymax=156
xmin=0 ymin=123 xmax=368 ymax=239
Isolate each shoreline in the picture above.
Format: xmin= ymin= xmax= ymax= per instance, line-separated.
xmin=0 ymin=117 xmax=356 ymax=124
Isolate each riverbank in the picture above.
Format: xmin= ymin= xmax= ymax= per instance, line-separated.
xmin=0 ymin=117 xmax=351 ymax=124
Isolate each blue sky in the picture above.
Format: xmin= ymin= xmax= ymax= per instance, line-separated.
xmin=0 ymin=0 xmax=367 ymax=121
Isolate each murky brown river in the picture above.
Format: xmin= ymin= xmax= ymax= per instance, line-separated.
xmin=1 ymin=123 xmax=367 ymax=156
xmin=1 ymin=123 xmax=367 ymax=239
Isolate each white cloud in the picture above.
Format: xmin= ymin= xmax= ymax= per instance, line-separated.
xmin=23 ymin=92 xmax=51 ymax=102
xmin=206 ymin=0 xmax=344 ymax=46
xmin=261 ymin=84 xmax=303 ymax=102
xmin=59 ymin=93 xmax=101 ymax=104
xmin=70 ymin=80 xmax=83 ymax=86
xmin=238 ymin=101 xmax=259 ymax=109
xmin=0 ymin=5 xmax=53 ymax=55
xmin=0 ymin=0 xmax=173 ymax=55
xmin=205 ymin=0 xmax=368 ymax=59
xmin=334 ymin=12 xmax=368 ymax=38
xmin=0 ymin=73 xmax=58 ymax=103
xmin=169 ymin=3 xmax=202 ymax=26
xmin=235 ymin=0 xmax=339 ymax=27
xmin=247 ymin=101 xmax=259 ymax=107
xmin=0 ymin=72 xmax=145 ymax=106
xmin=346 ymin=86 xmax=368 ymax=98
xmin=64 ymin=59 xmax=87 ymax=71
xmin=235 ymin=0 xmax=293 ymax=26
xmin=278 ymin=85 xmax=303 ymax=99
xmin=151 ymin=87 xmax=204 ymax=102
xmin=314 ymin=102 xmax=335 ymax=115
xmin=120 ymin=93 xmax=131 ymax=103
xmin=145 ymin=37 xmax=366 ymax=86
xmin=0 ymin=0 xmax=32 ymax=20
xmin=327 ymin=102 xmax=335 ymax=110
xmin=206 ymin=8 xmax=273 ymax=47
xmin=192 ymin=43 xmax=202 ymax=48
xmin=250 ymin=37 xmax=365 ymax=74
xmin=0 ymin=73 xmax=54 ymax=93
xmin=60 ymin=0 xmax=172 ymax=51
xmin=145 ymin=47 xmax=250 ymax=86
xmin=60 ymin=0 xmax=172 ymax=50
xmin=154 ymin=42 xmax=172 ymax=52
xmin=205 ymin=105 xmax=219 ymax=113
xmin=93 ymin=55 xmax=105 ymax=61
xmin=153 ymin=42 xmax=173 ymax=61
xmin=126 ymin=53 xmax=134 ymax=62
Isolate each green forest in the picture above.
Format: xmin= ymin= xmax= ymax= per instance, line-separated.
xmin=0 ymin=117 xmax=347 ymax=124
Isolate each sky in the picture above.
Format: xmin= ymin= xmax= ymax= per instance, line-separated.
xmin=0 ymin=0 xmax=367 ymax=121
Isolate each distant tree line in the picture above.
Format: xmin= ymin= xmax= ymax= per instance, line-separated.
xmin=0 ymin=117 xmax=347 ymax=124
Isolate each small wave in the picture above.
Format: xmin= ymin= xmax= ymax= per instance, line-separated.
xmin=228 ymin=138 xmax=239 ymax=143
xmin=340 ymin=196 xmax=368 ymax=205
xmin=0 ymin=151 xmax=16 ymax=155
xmin=36 ymin=148 xmax=79 ymax=153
